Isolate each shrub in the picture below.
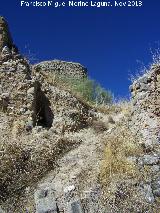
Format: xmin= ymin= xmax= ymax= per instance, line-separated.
xmin=100 ymin=123 xmax=141 ymax=187
xmin=55 ymin=75 xmax=113 ymax=105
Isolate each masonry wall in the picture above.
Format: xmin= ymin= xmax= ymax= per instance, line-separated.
xmin=130 ymin=65 xmax=160 ymax=202
xmin=0 ymin=17 xmax=13 ymax=51
xmin=130 ymin=65 xmax=160 ymax=147
xmin=34 ymin=60 xmax=87 ymax=79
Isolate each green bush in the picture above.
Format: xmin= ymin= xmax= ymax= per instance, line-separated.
xmin=55 ymin=75 xmax=113 ymax=105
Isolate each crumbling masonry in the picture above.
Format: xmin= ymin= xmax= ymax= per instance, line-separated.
xmin=0 ymin=17 xmax=91 ymax=135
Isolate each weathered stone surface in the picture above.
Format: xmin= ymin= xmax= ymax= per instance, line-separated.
xmin=0 ymin=17 xmax=94 ymax=137
xmin=0 ymin=207 xmax=5 ymax=213
xmin=152 ymin=176 xmax=160 ymax=197
xmin=0 ymin=17 xmax=13 ymax=52
xmin=33 ymin=60 xmax=87 ymax=79
xmin=130 ymin=66 xmax=160 ymax=147
xmin=141 ymin=184 xmax=155 ymax=203
xmin=130 ymin=64 xmax=160 ymax=202
xmin=151 ymin=165 xmax=160 ymax=173
xmin=71 ymin=200 xmax=84 ymax=213
xmin=138 ymin=154 xmax=159 ymax=166
xmin=0 ymin=16 xmax=20 ymax=64
xmin=34 ymin=184 xmax=58 ymax=213
xmin=31 ymin=69 xmax=93 ymax=133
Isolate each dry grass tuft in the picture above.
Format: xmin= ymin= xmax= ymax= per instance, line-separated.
xmin=95 ymin=104 xmax=121 ymax=115
xmin=90 ymin=119 xmax=109 ymax=133
xmin=0 ymin=130 xmax=81 ymax=203
xmin=99 ymin=110 xmax=160 ymax=212
xmin=100 ymin=123 xmax=142 ymax=187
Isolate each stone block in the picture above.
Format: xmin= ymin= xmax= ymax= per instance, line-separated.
xmin=34 ymin=184 xmax=58 ymax=213
xmin=141 ymin=184 xmax=155 ymax=203
xmin=152 ymin=176 xmax=160 ymax=197
xmin=70 ymin=200 xmax=84 ymax=213
xmin=141 ymin=155 xmax=159 ymax=166
xmin=0 ymin=207 xmax=5 ymax=213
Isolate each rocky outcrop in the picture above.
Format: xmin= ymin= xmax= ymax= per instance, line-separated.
xmin=34 ymin=60 xmax=87 ymax=79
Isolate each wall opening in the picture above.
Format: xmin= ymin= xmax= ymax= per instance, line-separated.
xmin=33 ymin=82 xmax=54 ymax=128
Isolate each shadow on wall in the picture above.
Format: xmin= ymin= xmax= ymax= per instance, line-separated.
xmin=33 ymin=82 xmax=54 ymax=128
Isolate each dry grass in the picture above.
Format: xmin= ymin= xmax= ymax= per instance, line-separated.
xmin=0 ymin=128 xmax=81 ymax=204
xmin=90 ymin=119 xmax=109 ymax=133
xmin=100 ymin=122 xmax=142 ymax=187
xmin=99 ymin=109 xmax=160 ymax=212
xmin=94 ymin=103 xmax=121 ymax=115
xmin=129 ymin=47 xmax=160 ymax=83
xmin=99 ymin=115 xmax=147 ymax=212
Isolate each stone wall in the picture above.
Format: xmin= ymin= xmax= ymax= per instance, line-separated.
xmin=0 ymin=68 xmax=35 ymax=135
xmin=32 ymin=68 xmax=92 ymax=133
xmin=34 ymin=60 xmax=87 ymax=79
xmin=130 ymin=64 xmax=160 ymax=202
xmin=0 ymin=17 xmax=20 ymax=63
xmin=0 ymin=16 xmax=13 ymax=51
xmin=130 ymin=65 xmax=160 ymax=147
xmin=0 ymin=16 xmax=91 ymax=134
xmin=0 ymin=68 xmax=92 ymax=136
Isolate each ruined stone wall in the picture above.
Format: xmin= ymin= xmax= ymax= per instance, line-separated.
xmin=130 ymin=65 xmax=160 ymax=202
xmin=0 ymin=15 xmax=91 ymax=135
xmin=0 ymin=63 xmax=91 ymax=136
xmin=33 ymin=69 xmax=92 ymax=133
xmin=0 ymin=69 xmax=35 ymax=133
xmin=130 ymin=65 xmax=160 ymax=147
xmin=0 ymin=17 xmax=20 ymax=63
xmin=0 ymin=17 xmax=35 ymax=134
xmin=34 ymin=60 xmax=87 ymax=79
xmin=0 ymin=16 xmax=13 ymax=51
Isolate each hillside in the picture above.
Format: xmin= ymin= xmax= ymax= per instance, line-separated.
xmin=0 ymin=16 xmax=160 ymax=213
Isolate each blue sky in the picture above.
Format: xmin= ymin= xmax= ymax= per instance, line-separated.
xmin=1 ymin=0 xmax=160 ymax=98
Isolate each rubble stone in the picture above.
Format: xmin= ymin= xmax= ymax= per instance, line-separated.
xmin=33 ymin=60 xmax=87 ymax=79
xmin=130 ymin=64 xmax=160 ymax=201
xmin=34 ymin=184 xmax=58 ymax=213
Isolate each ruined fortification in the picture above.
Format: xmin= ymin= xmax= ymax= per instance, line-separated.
xmin=130 ymin=65 xmax=160 ymax=148
xmin=0 ymin=17 xmax=91 ymax=136
xmin=0 ymin=17 xmax=160 ymax=213
xmin=0 ymin=16 xmax=13 ymax=51
xmin=34 ymin=60 xmax=87 ymax=79
xmin=130 ymin=65 xmax=160 ymax=202
xmin=0 ymin=16 xmax=20 ymax=63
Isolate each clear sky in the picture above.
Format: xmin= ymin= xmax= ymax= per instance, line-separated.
xmin=1 ymin=0 xmax=160 ymax=98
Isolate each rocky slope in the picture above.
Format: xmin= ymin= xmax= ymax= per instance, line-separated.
xmin=0 ymin=17 xmax=160 ymax=213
